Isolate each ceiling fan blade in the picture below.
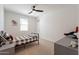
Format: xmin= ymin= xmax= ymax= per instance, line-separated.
xmin=28 ymin=10 xmax=33 ymax=14
xmin=33 ymin=9 xmax=44 ymax=12
xmin=34 ymin=9 xmax=44 ymax=12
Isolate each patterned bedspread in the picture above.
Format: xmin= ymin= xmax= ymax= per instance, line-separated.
xmin=14 ymin=34 xmax=38 ymax=45
xmin=0 ymin=32 xmax=39 ymax=47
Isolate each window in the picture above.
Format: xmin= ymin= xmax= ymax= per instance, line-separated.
xmin=20 ymin=17 xmax=28 ymax=31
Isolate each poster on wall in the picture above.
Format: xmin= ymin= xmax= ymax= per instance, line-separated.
xmin=11 ymin=20 xmax=17 ymax=26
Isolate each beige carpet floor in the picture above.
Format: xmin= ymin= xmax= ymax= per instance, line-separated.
xmin=15 ymin=39 xmax=54 ymax=55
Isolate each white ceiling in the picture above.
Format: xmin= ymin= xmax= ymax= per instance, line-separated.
xmin=4 ymin=4 xmax=77 ymax=17
xmin=4 ymin=4 xmax=45 ymax=17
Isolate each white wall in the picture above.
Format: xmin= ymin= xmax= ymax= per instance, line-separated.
xmin=77 ymin=5 xmax=79 ymax=25
xmin=76 ymin=5 xmax=79 ymax=55
xmin=0 ymin=5 xmax=4 ymax=31
xmin=38 ymin=5 xmax=77 ymax=42
xmin=4 ymin=10 xmax=38 ymax=37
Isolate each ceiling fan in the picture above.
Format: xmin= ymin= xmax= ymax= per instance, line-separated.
xmin=28 ymin=5 xmax=44 ymax=14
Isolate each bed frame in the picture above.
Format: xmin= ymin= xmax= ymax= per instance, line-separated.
xmin=15 ymin=33 xmax=39 ymax=49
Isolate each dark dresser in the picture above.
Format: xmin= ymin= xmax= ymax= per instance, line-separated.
xmin=54 ymin=37 xmax=78 ymax=55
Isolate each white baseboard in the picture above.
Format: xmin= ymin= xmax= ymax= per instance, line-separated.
xmin=40 ymin=35 xmax=65 ymax=43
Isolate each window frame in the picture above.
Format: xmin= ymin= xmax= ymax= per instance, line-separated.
xmin=20 ymin=17 xmax=28 ymax=31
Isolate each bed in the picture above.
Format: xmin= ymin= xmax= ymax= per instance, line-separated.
xmin=0 ymin=31 xmax=39 ymax=49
